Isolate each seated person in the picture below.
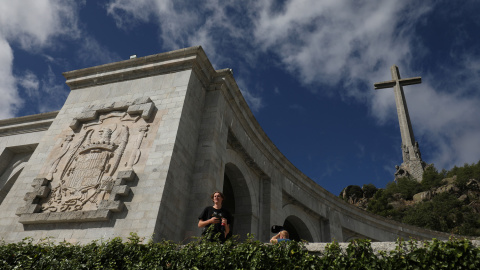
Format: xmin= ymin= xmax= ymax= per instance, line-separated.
xmin=270 ymin=230 xmax=290 ymax=244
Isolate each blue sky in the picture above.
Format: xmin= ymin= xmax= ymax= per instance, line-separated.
xmin=1 ymin=1 xmax=480 ymax=195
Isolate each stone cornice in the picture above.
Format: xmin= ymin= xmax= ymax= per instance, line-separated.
xmin=0 ymin=111 xmax=58 ymax=137
xmin=63 ymin=46 xmax=216 ymax=90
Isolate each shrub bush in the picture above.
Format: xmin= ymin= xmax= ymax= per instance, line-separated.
xmin=421 ymin=166 xmax=445 ymax=190
xmin=362 ymin=184 xmax=378 ymax=199
xmin=1 ymin=234 xmax=479 ymax=269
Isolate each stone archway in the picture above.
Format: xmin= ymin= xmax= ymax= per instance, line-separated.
xmin=224 ymin=162 xmax=253 ymax=240
xmin=223 ymin=174 xmax=235 ymax=237
xmin=283 ymin=215 xmax=314 ymax=242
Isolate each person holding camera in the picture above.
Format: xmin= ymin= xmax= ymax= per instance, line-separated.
xmin=270 ymin=230 xmax=290 ymax=244
xmin=198 ymin=191 xmax=232 ymax=243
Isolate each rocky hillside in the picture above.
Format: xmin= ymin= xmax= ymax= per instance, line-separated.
xmin=341 ymin=162 xmax=480 ymax=237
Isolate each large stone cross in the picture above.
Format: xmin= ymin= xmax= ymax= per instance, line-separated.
xmin=374 ymin=65 xmax=425 ymax=181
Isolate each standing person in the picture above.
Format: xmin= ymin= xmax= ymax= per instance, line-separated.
xmin=198 ymin=191 xmax=232 ymax=243
xmin=270 ymin=230 xmax=290 ymax=244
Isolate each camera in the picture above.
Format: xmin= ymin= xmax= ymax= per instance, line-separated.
xmin=212 ymin=211 xmax=224 ymax=221
xmin=212 ymin=212 xmax=225 ymax=232
xmin=271 ymin=225 xmax=284 ymax=233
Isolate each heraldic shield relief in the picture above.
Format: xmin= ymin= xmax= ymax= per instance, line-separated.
xmin=17 ymin=97 xmax=159 ymax=224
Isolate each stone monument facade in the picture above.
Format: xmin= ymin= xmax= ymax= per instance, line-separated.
xmin=374 ymin=65 xmax=427 ymax=182
xmin=0 ymin=47 xmax=454 ymax=244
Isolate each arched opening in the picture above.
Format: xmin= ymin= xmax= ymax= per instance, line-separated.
xmin=224 ymin=163 xmax=253 ymax=240
xmin=283 ymin=215 xmax=313 ymax=242
xmin=283 ymin=219 xmax=300 ymax=241
xmin=223 ymin=174 xmax=235 ymax=237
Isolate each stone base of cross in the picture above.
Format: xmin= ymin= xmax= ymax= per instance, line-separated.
xmin=395 ymin=158 xmax=427 ymax=182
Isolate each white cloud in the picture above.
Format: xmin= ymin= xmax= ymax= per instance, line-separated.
xmin=0 ymin=0 xmax=80 ymax=50
xmin=107 ymin=0 xmax=200 ymax=49
xmin=0 ymin=39 xmax=22 ymax=118
xmin=17 ymin=70 xmax=40 ymax=98
xmin=106 ymin=0 xmax=248 ymax=66
xmin=241 ymin=89 xmax=263 ymax=112
xmin=235 ymin=78 xmax=263 ymax=112
xmin=0 ymin=0 xmax=80 ymax=119
xmin=104 ymin=0 xmax=480 ymax=171
xmin=252 ymin=0 xmax=428 ymax=90
xmin=406 ymin=79 xmax=480 ymax=170
xmin=37 ymin=66 xmax=69 ymax=113
xmin=106 ymin=0 xmax=157 ymax=28
xmin=76 ymin=36 xmax=122 ymax=66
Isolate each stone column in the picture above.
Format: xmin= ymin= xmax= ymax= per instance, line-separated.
xmin=182 ymin=89 xmax=230 ymax=240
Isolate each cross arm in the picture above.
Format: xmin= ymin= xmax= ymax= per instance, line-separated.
xmin=374 ymin=80 xmax=396 ymax=90
xmin=399 ymin=77 xmax=421 ymax=86
xmin=374 ymin=76 xmax=422 ymax=90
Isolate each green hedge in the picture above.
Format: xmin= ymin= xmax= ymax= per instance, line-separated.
xmin=1 ymin=234 xmax=479 ymax=269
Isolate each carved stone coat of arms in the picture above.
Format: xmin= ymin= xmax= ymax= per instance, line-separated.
xmin=17 ymin=97 xmax=158 ymax=224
